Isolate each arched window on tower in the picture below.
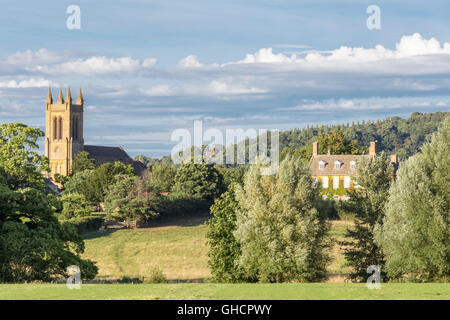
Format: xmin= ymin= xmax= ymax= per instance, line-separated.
xmin=53 ymin=117 xmax=57 ymax=140
xmin=75 ymin=118 xmax=79 ymax=140
xmin=71 ymin=117 xmax=76 ymax=140
xmin=58 ymin=117 xmax=63 ymax=140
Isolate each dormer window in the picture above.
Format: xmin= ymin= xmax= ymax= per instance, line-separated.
xmin=350 ymin=160 xmax=356 ymax=170
xmin=334 ymin=160 xmax=343 ymax=170
xmin=319 ymin=160 xmax=327 ymax=170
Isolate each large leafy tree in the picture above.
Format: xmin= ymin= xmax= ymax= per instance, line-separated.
xmin=0 ymin=123 xmax=48 ymax=189
xmin=340 ymin=155 xmax=393 ymax=281
xmin=234 ymin=156 xmax=331 ymax=282
xmin=0 ymin=123 xmax=97 ymax=282
xmin=104 ymin=174 xmax=161 ymax=223
xmin=171 ymin=161 xmax=225 ymax=203
xmin=375 ymin=117 xmax=450 ymax=281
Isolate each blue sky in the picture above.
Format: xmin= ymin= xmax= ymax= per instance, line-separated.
xmin=0 ymin=0 xmax=449 ymax=157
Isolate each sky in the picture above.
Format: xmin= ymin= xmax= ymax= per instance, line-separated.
xmin=0 ymin=0 xmax=449 ymax=157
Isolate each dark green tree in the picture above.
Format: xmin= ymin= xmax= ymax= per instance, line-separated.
xmin=171 ymin=161 xmax=224 ymax=203
xmin=207 ymin=184 xmax=253 ymax=282
xmin=71 ymin=151 xmax=96 ymax=175
xmin=65 ymin=161 xmax=134 ymax=204
xmin=340 ymin=154 xmax=393 ymax=281
xmin=151 ymin=162 xmax=177 ymax=192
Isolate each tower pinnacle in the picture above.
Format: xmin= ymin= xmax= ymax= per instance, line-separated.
xmin=76 ymin=88 xmax=84 ymax=105
xmin=46 ymin=87 xmax=53 ymax=104
xmin=65 ymin=87 xmax=72 ymax=104
xmin=57 ymin=88 xmax=64 ymax=104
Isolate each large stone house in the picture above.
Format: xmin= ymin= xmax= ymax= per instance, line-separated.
xmin=309 ymin=140 xmax=397 ymax=200
xmin=44 ymin=87 xmax=147 ymax=179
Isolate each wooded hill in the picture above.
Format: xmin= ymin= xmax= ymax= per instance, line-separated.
xmin=135 ymin=111 xmax=449 ymax=165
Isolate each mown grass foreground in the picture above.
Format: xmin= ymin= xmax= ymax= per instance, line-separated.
xmin=0 ymin=283 xmax=448 ymax=300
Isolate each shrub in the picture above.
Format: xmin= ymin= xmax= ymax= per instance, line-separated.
xmin=145 ymin=267 xmax=167 ymax=283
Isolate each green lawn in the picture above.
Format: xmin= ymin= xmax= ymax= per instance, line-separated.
xmin=0 ymin=283 xmax=448 ymax=300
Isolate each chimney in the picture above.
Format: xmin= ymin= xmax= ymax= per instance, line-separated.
xmin=327 ymin=148 xmax=331 ymax=156
xmin=390 ymin=154 xmax=398 ymax=164
xmin=312 ymin=141 xmax=318 ymax=156
xmin=369 ymin=141 xmax=378 ymax=157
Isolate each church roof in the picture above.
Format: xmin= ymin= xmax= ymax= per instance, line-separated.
xmin=131 ymin=160 xmax=149 ymax=175
xmin=84 ymin=145 xmax=131 ymax=160
xmin=84 ymin=145 xmax=148 ymax=176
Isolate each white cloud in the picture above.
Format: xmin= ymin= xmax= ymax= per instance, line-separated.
xmin=141 ymin=85 xmax=173 ymax=96
xmin=182 ymin=80 xmax=267 ymax=96
xmin=178 ymin=55 xmax=203 ymax=67
xmin=0 ymin=78 xmax=54 ymax=88
xmin=287 ymin=97 xmax=446 ymax=111
xmin=206 ymin=80 xmax=266 ymax=95
xmin=5 ymin=48 xmax=63 ymax=66
xmin=28 ymin=56 xmax=157 ymax=75
xmin=234 ymin=33 xmax=450 ymax=66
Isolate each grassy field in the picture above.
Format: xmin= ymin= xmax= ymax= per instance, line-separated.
xmin=81 ymin=213 xmax=211 ymax=281
xmin=1 ymin=283 xmax=448 ymax=300
xmin=81 ymin=214 xmax=355 ymax=282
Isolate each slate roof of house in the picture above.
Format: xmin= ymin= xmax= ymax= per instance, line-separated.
xmin=309 ymin=154 xmax=372 ymax=176
xmin=84 ymin=145 xmax=130 ymax=160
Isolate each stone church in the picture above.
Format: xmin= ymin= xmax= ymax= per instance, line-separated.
xmin=44 ymin=87 xmax=147 ymax=179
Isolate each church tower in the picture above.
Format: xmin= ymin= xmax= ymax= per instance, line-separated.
xmin=45 ymin=87 xmax=84 ymax=178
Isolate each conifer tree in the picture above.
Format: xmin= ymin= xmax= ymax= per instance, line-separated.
xmin=340 ymin=155 xmax=393 ymax=281
xmin=206 ymin=184 xmax=254 ymax=282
